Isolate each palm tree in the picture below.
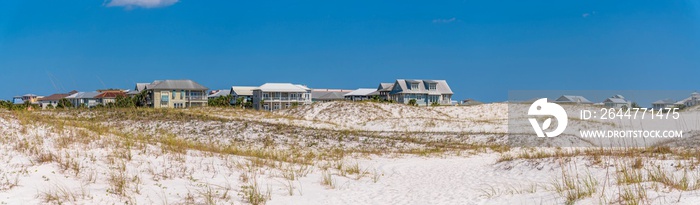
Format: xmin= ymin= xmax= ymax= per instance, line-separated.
xmin=57 ymin=98 xmax=73 ymax=109
xmin=235 ymin=97 xmax=245 ymax=108
xmin=134 ymin=90 xmax=149 ymax=107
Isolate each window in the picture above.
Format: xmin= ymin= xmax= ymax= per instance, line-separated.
xmin=429 ymin=95 xmax=439 ymax=103
xmin=172 ymin=90 xmax=176 ymax=99
xmin=429 ymin=83 xmax=437 ymax=90
xmin=263 ymin=93 xmax=269 ymax=99
xmin=181 ymin=90 xmax=185 ymax=100
xmin=161 ymin=93 xmax=169 ymax=102
xmin=411 ymin=83 xmax=419 ymax=90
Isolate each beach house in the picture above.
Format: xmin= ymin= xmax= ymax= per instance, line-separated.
xmin=252 ymin=83 xmax=311 ymax=111
xmin=388 ymin=79 xmax=453 ymax=106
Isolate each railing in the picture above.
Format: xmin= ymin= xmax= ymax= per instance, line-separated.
xmin=261 ymin=97 xmax=307 ymax=101
xmin=187 ymin=96 xmax=206 ymax=101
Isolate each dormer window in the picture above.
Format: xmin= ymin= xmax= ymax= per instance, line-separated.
xmin=411 ymin=83 xmax=419 ymax=90
xmin=429 ymin=83 xmax=437 ymax=90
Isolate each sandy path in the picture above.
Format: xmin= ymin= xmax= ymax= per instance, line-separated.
xmin=269 ymin=154 xmax=556 ymax=205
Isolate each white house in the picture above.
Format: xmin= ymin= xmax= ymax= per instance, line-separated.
xmin=675 ymin=92 xmax=700 ymax=108
xmin=603 ymin=95 xmax=632 ymax=109
xmin=230 ymin=86 xmax=257 ymax=104
xmin=389 ymin=79 xmax=453 ymax=106
xmin=344 ymin=88 xmax=377 ymax=101
xmin=65 ymin=91 xmax=101 ymax=108
xmin=252 ymin=83 xmax=311 ymax=111
xmin=652 ymin=99 xmax=676 ymax=110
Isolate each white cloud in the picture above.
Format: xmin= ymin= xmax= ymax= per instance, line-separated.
xmin=432 ymin=17 xmax=457 ymax=24
xmin=105 ymin=0 xmax=179 ymax=9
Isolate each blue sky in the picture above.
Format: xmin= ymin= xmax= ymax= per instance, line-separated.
xmin=1 ymin=0 xmax=699 ymax=103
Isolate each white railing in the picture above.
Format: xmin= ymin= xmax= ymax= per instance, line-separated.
xmin=187 ymin=96 xmax=206 ymax=101
xmin=262 ymin=97 xmax=306 ymax=101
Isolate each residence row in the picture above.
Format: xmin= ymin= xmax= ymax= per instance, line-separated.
xmin=542 ymin=93 xmax=700 ymax=110
xmin=215 ymin=79 xmax=454 ymax=111
xmin=12 ymin=79 xmax=457 ymax=111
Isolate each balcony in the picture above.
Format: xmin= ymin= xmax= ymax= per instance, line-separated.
xmin=186 ymin=96 xmax=207 ymax=101
xmin=261 ymin=97 xmax=306 ymax=101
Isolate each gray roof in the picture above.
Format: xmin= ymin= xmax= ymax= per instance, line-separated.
xmin=377 ymin=83 xmax=394 ymax=91
xmin=676 ymin=96 xmax=694 ymax=105
xmin=390 ymin=79 xmax=453 ymax=95
xmin=602 ymin=95 xmax=630 ymax=104
xmin=555 ymin=95 xmax=593 ymax=104
xmin=603 ymin=97 xmax=630 ymax=104
xmin=135 ymin=83 xmax=150 ymax=92
xmin=66 ymin=92 xmax=101 ymax=99
xmin=208 ymin=89 xmax=231 ymax=98
xmin=611 ymin=94 xmax=625 ymax=99
xmin=461 ymin=99 xmax=484 ymax=105
xmin=312 ymin=89 xmax=351 ymax=100
xmin=367 ymin=90 xmax=381 ymax=96
xmin=230 ymin=86 xmax=257 ymax=96
xmin=147 ymin=80 xmax=208 ymax=90
xmin=344 ymin=88 xmax=377 ymax=96
xmin=652 ymin=99 xmax=676 ymax=105
xmin=313 ymin=92 xmax=348 ymax=100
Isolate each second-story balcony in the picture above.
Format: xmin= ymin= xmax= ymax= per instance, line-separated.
xmin=261 ymin=97 xmax=307 ymax=101
xmin=186 ymin=96 xmax=207 ymax=101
